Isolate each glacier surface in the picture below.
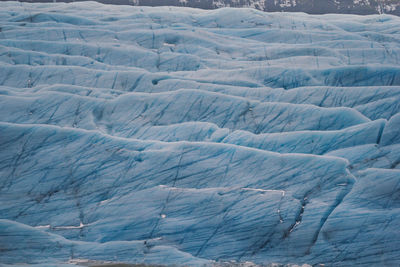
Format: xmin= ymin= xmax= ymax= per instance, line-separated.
xmin=0 ymin=2 xmax=400 ymax=266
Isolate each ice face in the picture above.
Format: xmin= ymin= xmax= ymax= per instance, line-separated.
xmin=0 ymin=2 xmax=399 ymax=266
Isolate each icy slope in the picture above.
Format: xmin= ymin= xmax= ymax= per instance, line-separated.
xmin=0 ymin=2 xmax=400 ymax=266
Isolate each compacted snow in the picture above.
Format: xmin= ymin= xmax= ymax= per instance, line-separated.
xmin=0 ymin=2 xmax=399 ymax=266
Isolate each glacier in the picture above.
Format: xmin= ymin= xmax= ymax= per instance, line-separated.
xmin=0 ymin=1 xmax=400 ymax=266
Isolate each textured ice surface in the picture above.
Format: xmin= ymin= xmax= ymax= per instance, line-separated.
xmin=0 ymin=2 xmax=400 ymax=267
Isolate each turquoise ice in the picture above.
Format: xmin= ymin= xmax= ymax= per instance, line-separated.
xmin=0 ymin=2 xmax=399 ymax=266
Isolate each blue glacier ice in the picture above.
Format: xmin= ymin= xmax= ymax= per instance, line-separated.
xmin=0 ymin=2 xmax=400 ymax=267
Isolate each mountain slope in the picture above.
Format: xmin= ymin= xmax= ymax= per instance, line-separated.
xmin=133 ymin=0 xmax=400 ymax=15
xmin=4 ymin=0 xmax=400 ymax=15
